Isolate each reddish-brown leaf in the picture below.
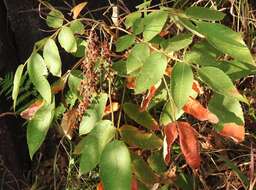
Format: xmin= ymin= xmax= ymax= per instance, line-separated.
xmin=126 ymin=76 xmax=136 ymax=89
xmin=20 ymin=100 xmax=45 ymax=120
xmin=177 ymin=121 xmax=201 ymax=169
xmin=51 ymin=78 xmax=66 ymax=94
xmin=103 ymin=102 xmax=120 ymax=116
xmin=163 ymin=123 xmax=178 ymax=164
xmin=219 ymin=123 xmax=245 ymax=143
xmin=192 ymin=80 xmax=204 ymax=95
xmin=140 ymin=86 xmax=157 ymax=112
xmin=60 ymin=109 xmax=78 ymax=140
xmin=183 ymin=97 xmax=219 ymax=124
xmin=97 ymin=181 xmax=104 ymax=190
xmin=71 ymin=2 xmax=87 ymax=19
xmin=164 ymin=65 xmax=173 ymax=76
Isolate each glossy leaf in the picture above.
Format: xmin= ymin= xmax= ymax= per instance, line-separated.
xmin=60 ymin=109 xmax=77 ymax=140
xmin=58 ymin=26 xmax=77 ymax=53
xmin=28 ymin=53 xmax=52 ymax=103
xmin=132 ymin=154 xmax=159 ymax=186
xmin=116 ymin=35 xmax=136 ymax=52
xmin=80 ymin=120 xmax=115 ymax=174
xmin=143 ymin=10 xmax=168 ymax=41
xmin=20 ymin=99 xmax=45 ymax=120
xmin=195 ymin=22 xmax=254 ymax=64
xmin=43 ymin=39 xmax=62 ymax=77
xmin=185 ymin=6 xmax=225 ymax=21
xmin=126 ymin=43 xmax=150 ymax=74
xmin=12 ymin=64 xmax=24 ymax=110
xmin=27 ymin=100 xmax=55 ymax=159
xmin=135 ymin=52 xmax=167 ymax=94
xmin=163 ymin=123 xmax=178 ymax=164
xmin=162 ymin=33 xmax=193 ymax=52
xmin=182 ymin=97 xmax=219 ymax=124
xmin=123 ymin=103 xmax=159 ymax=130
xmin=100 ymin=140 xmax=132 ymax=190
xmin=71 ymin=2 xmax=87 ymax=19
xmin=120 ymin=125 xmax=162 ymax=150
xmin=199 ymin=66 xmax=247 ymax=103
xmin=79 ymin=93 xmax=108 ymax=135
xmin=125 ymin=12 xmax=141 ymax=29
xmin=46 ymin=9 xmax=64 ymax=28
xmin=170 ymin=62 xmax=194 ymax=109
xmin=177 ymin=122 xmax=201 ymax=169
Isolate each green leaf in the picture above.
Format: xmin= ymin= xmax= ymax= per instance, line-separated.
xmin=27 ymin=100 xmax=55 ymax=159
xmin=79 ymin=93 xmax=108 ymax=135
xmin=70 ymin=20 xmax=85 ymax=34
xmin=135 ymin=52 xmax=167 ymax=94
xmin=58 ymin=26 xmax=77 ymax=53
xmin=28 ymin=53 xmax=52 ymax=103
xmin=199 ymin=67 xmax=247 ymax=103
xmin=72 ymin=38 xmax=87 ymax=58
xmin=46 ymin=9 xmax=64 ymax=28
xmin=43 ymin=39 xmax=62 ymax=77
xmin=112 ymin=61 xmax=128 ymax=76
xmin=208 ymin=94 xmax=244 ymax=126
xmin=68 ymin=70 xmax=83 ymax=98
xmin=125 ymin=12 xmax=141 ymax=29
xmin=195 ymin=22 xmax=254 ymax=64
xmin=80 ymin=120 xmax=115 ymax=174
xmin=123 ymin=103 xmax=159 ymax=130
xmin=162 ymin=33 xmax=193 ymax=52
xmin=170 ymin=62 xmax=194 ymax=109
xmin=132 ymin=154 xmax=159 ymax=186
xmin=160 ymin=101 xmax=184 ymax=125
xmin=126 ymin=43 xmax=150 ymax=74
xmin=147 ymin=150 xmax=167 ymax=173
xmin=132 ymin=17 xmax=144 ymax=35
xmin=100 ymin=140 xmax=132 ymax=190
xmin=175 ymin=173 xmax=194 ymax=190
xmin=120 ymin=125 xmax=162 ymax=150
xmin=143 ymin=10 xmax=168 ymax=41
xmin=115 ymin=35 xmax=136 ymax=52
xmin=12 ymin=64 xmax=25 ymax=110
xmin=185 ymin=6 xmax=225 ymax=21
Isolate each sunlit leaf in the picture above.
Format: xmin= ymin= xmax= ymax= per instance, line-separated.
xmin=58 ymin=26 xmax=77 ymax=53
xmin=185 ymin=6 xmax=225 ymax=21
xmin=20 ymin=99 xmax=45 ymax=120
xmin=162 ymin=33 xmax=193 ymax=52
xmin=135 ymin=52 xmax=167 ymax=94
xmin=46 ymin=9 xmax=64 ymax=28
xmin=12 ymin=64 xmax=24 ymax=110
xmin=27 ymin=100 xmax=55 ymax=159
xmin=123 ymin=103 xmax=159 ymax=130
xmin=116 ymin=35 xmax=136 ymax=52
xmin=219 ymin=123 xmax=245 ymax=143
xmin=71 ymin=2 xmax=87 ymax=19
xmin=80 ymin=120 xmax=115 ymax=174
xmin=163 ymin=123 xmax=178 ymax=164
xmin=79 ymin=93 xmax=108 ymax=135
xmin=100 ymin=140 xmax=132 ymax=190
xmin=182 ymin=97 xmax=219 ymax=124
xmin=28 ymin=53 xmax=52 ymax=103
xmin=143 ymin=10 xmax=168 ymax=41
xmin=170 ymin=62 xmax=194 ymax=109
xmin=177 ymin=122 xmax=200 ymax=169
xmin=120 ymin=125 xmax=162 ymax=150
xmin=43 ymin=39 xmax=62 ymax=77
xmin=125 ymin=12 xmax=141 ymax=29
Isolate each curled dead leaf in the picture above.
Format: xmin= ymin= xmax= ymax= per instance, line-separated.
xmin=71 ymin=2 xmax=88 ymax=19
xmin=60 ymin=109 xmax=78 ymax=140
xmin=177 ymin=122 xmax=201 ymax=169
xmin=140 ymin=86 xmax=157 ymax=112
xmin=183 ymin=97 xmax=219 ymax=124
xmin=219 ymin=123 xmax=245 ymax=143
xmin=103 ymin=102 xmax=120 ymax=116
xmin=20 ymin=100 xmax=45 ymax=120
xmin=163 ymin=123 xmax=178 ymax=164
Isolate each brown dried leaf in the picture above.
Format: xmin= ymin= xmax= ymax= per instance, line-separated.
xmin=97 ymin=181 xmax=104 ymax=190
xmin=163 ymin=123 xmax=178 ymax=164
xmin=20 ymin=100 xmax=45 ymax=120
xmin=183 ymin=97 xmax=219 ymax=124
xmin=103 ymin=102 xmax=120 ymax=116
xmin=71 ymin=2 xmax=88 ymax=19
xmin=140 ymin=85 xmax=157 ymax=112
xmin=192 ymin=80 xmax=204 ymax=95
xmin=126 ymin=76 xmax=136 ymax=89
xmin=60 ymin=109 xmax=78 ymax=140
xmin=219 ymin=123 xmax=245 ymax=143
xmin=177 ymin=121 xmax=201 ymax=169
